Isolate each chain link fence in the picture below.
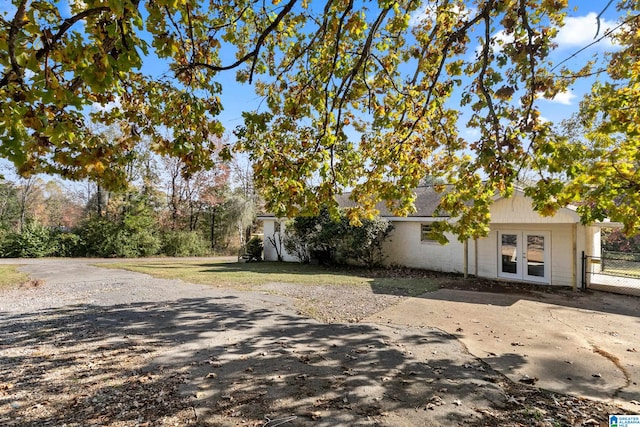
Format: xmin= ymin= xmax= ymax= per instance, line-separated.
xmin=582 ymin=251 xmax=640 ymax=296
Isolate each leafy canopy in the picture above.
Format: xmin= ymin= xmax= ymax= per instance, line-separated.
xmin=1 ymin=0 xmax=639 ymax=239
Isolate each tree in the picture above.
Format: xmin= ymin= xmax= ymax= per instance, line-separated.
xmin=43 ymin=180 xmax=83 ymax=229
xmin=229 ymin=156 xmax=260 ymax=247
xmin=15 ymin=176 xmax=46 ymax=231
xmin=0 ymin=178 xmax=19 ymax=230
xmin=160 ymin=154 xmax=229 ymax=234
xmin=528 ymin=2 xmax=640 ymax=234
xmin=2 ymin=1 xmax=639 ymax=240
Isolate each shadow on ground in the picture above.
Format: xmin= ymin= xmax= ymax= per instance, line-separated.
xmin=1 ymin=296 xmax=514 ymax=426
xmin=416 ymin=285 xmax=640 ymax=319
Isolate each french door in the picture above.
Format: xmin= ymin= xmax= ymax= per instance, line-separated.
xmin=498 ymin=231 xmax=550 ymax=283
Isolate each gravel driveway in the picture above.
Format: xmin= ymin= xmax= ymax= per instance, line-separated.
xmin=0 ymin=258 xmax=630 ymax=426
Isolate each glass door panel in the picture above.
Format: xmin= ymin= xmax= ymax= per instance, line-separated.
xmin=526 ymin=234 xmax=545 ymax=277
xmin=501 ymin=233 xmax=518 ymax=275
xmin=524 ymin=232 xmax=549 ymax=283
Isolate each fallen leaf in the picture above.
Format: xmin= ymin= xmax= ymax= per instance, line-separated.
xmin=519 ymin=375 xmax=538 ymax=385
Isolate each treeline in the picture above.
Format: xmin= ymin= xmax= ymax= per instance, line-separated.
xmin=0 ymin=154 xmax=259 ymax=258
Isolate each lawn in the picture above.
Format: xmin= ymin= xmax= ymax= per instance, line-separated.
xmin=0 ymin=265 xmax=29 ymax=290
xmin=100 ymin=260 xmax=441 ymax=296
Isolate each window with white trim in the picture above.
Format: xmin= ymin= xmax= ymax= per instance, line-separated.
xmin=274 ymin=221 xmax=281 ymax=233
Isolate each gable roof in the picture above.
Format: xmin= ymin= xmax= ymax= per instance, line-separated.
xmin=336 ymin=186 xmax=447 ymax=218
xmin=258 ymin=185 xmax=598 ymax=224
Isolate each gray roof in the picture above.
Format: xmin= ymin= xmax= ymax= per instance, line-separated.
xmin=336 ymin=186 xmax=447 ymax=218
xmin=257 ymin=186 xmax=448 ymax=219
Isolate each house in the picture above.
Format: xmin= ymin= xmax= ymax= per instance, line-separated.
xmin=259 ymin=186 xmax=603 ymax=289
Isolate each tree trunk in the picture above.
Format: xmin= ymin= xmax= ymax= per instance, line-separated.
xmin=210 ymin=207 xmax=216 ymax=250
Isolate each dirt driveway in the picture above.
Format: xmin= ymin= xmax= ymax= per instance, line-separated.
xmin=0 ymin=258 xmax=637 ymax=426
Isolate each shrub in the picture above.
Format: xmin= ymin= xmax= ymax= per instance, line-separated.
xmin=51 ymin=231 xmax=82 ymax=257
xmin=338 ymin=217 xmax=393 ymax=267
xmin=75 ymin=217 xmax=118 ymax=257
xmin=282 ymin=208 xmax=393 ymax=267
xmin=0 ymin=222 xmax=56 ymax=258
xmin=162 ymin=231 xmax=210 ymax=257
xmin=75 ymin=215 xmax=161 ymax=258
xmin=245 ymin=236 xmax=263 ymax=261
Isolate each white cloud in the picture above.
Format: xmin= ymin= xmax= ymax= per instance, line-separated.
xmin=550 ymin=90 xmax=576 ymax=105
xmin=475 ymin=29 xmax=513 ymax=56
xmin=492 ymin=30 xmax=514 ymax=48
xmin=479 ymin=11 xmax=618 ymax=57
xmin=409 ymin=3 xmax=436 ymax=27
xmin=555 ymin=12 xmax=617 ymax=49
xmin=409 ymin=4 xmax=474 ymax=28
xmin=92 ymin=97 xmax=121 ymax=112
xmin=538 ymin=90 xmax=576 ymax=105
xmin=464 ymin=127 xmax=480 ymax=138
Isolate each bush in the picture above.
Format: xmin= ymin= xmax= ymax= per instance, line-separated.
xmin=51 ymin=231 xmax=82 ymax=257
xmin=335 ymin=217 xmax=393 ymax=267
xmin=162 ymin=231 xmax=210 ymax=257
xmin=0 ymin=222 xmax=56 ymax=258
xmin=282 ymin=208 xmax=393 ymax=267
xmin=75 ymin=217 xmax=119 ymax=257
xmin=245 ymin=236 xmax=263 ymax=261
xmin=75 ymin=215 xmax=161 ymax=258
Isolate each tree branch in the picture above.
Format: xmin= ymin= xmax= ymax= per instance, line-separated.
xmin=5 ymin=0 xmax=28 ymax=86
xmin=185 ymin=0 xmax=298 ymax=83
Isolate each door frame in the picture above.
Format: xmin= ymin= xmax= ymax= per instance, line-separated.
xmin=498 ymin=230 xmax=551 ymax=284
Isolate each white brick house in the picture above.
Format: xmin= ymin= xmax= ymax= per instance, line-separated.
xmin=259 ymin=187 xmax=602 ymax=288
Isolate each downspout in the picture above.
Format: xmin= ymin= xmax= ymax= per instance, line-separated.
xmin=474 ymin=238 xmax=478 ymax=277
xmin=572 ymin=223 xmax=577 ymax=291
xmin=463 ymin=239 xmax=469 ymax=279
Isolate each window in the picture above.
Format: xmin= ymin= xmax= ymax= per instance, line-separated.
xmin=274 ymin=221 xmax=281 ymax=233
xmin=421 ymin=224 xmax=436 ymax=242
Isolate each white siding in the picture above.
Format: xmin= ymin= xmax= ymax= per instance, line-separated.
xmin=262 ymin=219 xmax=277 ymax=261
xmin=381 ymin=222 xmax=477 ymax=274
xmin=490 ymin=195 xmax=579 ymax=224
xmin=477 ymin=223 xmax=595 ymax=287
xmin=261 ymin=219 xmax=298 ymax=262
xmin=260 ymin=191 xmax=600 ymax=288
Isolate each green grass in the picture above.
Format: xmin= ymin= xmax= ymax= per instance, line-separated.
xmin=99 ymin=260 xmax=440 ymax=296
xmin=0 ymin=265 xmax=29 ymax=290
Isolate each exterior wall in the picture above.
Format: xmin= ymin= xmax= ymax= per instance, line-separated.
xmin=477 ymin=223 xmax=594 ymax=287
xmin=490 ymin=195 xmax=579 ymax=224
xmin=381 ymin=221 xmax=477 ymax=274
xmin=261 ymin=191 xmax=600 ymax=288
xmin=261 ymin=219 xmax=298 ymax=262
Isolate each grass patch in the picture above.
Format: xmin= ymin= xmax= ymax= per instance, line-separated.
xmin=0 ymin=265 xmax=29 ymax=290
xmin=99 ymin=260 xmax=441 ymax=296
